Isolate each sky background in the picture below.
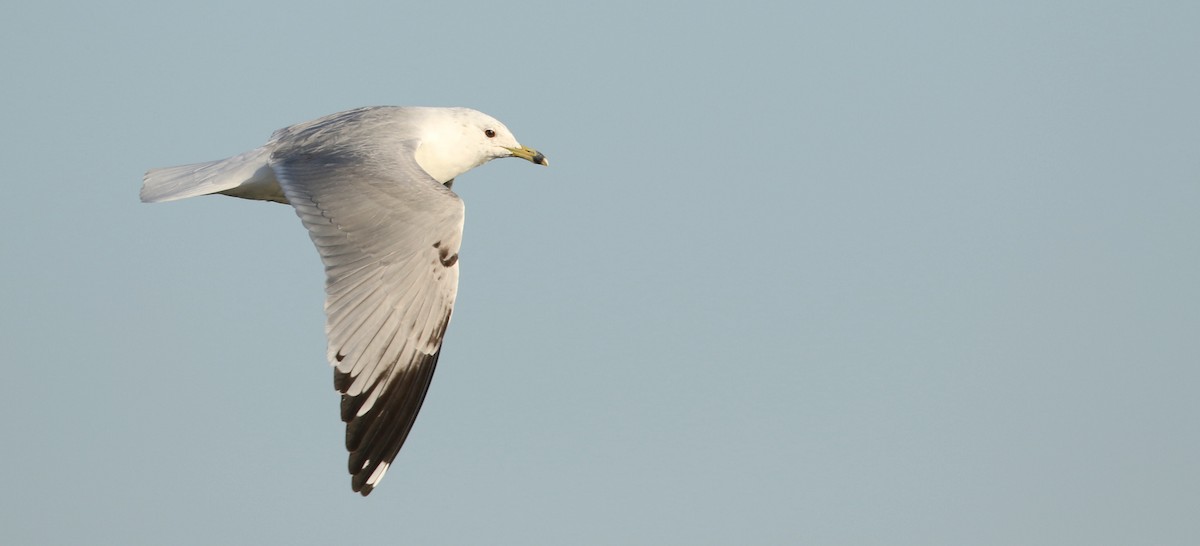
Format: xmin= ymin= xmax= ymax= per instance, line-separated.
xmin=2 ymin=1 xmax=1198 ymax=544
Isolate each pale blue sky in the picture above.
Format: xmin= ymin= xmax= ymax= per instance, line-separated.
xmin=2 ymin=1 xmax=1198 ymax=544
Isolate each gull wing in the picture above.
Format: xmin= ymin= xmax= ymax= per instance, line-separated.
xmin=270 ymin=126 xmax=464 ymax=496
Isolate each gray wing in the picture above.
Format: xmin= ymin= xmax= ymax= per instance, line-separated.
xmin=270 ymin=131 xmax=464 ymax=496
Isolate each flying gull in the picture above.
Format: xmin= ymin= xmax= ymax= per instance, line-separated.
xmin=141 ymin=106 xmax=547 ymax=495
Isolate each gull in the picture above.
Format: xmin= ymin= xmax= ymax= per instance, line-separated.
xmin=141 ymin=106 xmax=547 ymax=495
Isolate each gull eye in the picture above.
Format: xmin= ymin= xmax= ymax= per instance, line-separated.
xmin=484 ymin=129 xmax=496 ymax=138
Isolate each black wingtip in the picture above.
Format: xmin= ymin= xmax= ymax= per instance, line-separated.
xmin=353 ymin=479 xmax=374 ymax=496
xmin=338 ymin=330 xmax=447 ymax=496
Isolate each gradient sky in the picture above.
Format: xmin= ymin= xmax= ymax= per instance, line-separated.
xmin=2 ymin=1 xmax=1198 ymax=544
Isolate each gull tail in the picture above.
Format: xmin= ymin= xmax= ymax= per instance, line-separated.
xmin=141 ymin=147 xmax=281 ymax=203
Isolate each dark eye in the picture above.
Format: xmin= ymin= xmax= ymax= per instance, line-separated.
xmin=484 ymin=129 xmax=496 ymax=138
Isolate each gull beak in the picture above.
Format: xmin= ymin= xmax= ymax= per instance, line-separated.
xmin=505 ymin=145 xmax=549 ymax=166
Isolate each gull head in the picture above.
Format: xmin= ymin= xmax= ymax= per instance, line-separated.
xmin=411 ymin=107 xmax=547 ymax=183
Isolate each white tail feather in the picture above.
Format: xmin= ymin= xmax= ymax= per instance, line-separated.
xmin=141 ymin=147 xmax=277 ymax=203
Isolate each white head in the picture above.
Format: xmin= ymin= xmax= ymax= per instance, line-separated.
xmin=411 ymin=107 xmax=547 ymax=183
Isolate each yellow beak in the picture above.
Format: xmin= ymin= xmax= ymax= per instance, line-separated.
xmin=505 ymin=146 xmax=549 ymax=166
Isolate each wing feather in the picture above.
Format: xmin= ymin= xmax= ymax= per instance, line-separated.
xmin=268 ymin=109 xmax=464 ymax=495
